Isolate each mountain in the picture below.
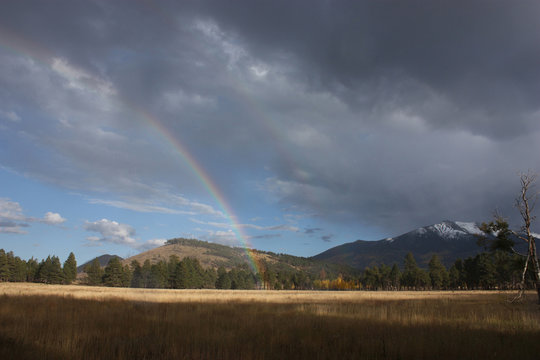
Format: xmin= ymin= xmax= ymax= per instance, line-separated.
xmin=312 ymin=221 xmax=495 ymax=269
xmin=122 ymin=238 xmax=358 ymax=278
xmin=77 ymin=254 xmax=123 ymax=273
xmin=124 ymin=238 xmax=260 ymax=269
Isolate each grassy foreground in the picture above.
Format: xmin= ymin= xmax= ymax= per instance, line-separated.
xmin=0 ymin=284 xmax=539 ymax=359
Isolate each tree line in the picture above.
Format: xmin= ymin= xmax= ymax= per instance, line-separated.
xmin=347 ymin=250 xmax=530 ymax=291
xmin=0 ymin=249 xmax=77 ymax=285
xmin=84 ymin=256 xmax=311 ymax=290
xmin=0 ymin=246 xmax=534 ymax=291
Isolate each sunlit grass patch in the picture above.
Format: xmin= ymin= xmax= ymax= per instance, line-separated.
xmin=0 ymin=284 xmax=538 ymax=359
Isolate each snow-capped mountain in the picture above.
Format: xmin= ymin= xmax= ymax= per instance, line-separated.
xmin=312 ymin=220 xmax=492 ymax=269
xmin=413 ymin=221 xmax=485 ymax=239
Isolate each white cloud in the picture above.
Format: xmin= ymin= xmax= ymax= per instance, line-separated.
xmin=89 ymin=198 xmax=195 ymax=215
xmin=170 ymin=195 xmax=225 ymax=218
xmin=194 ymin=19 xmax=247 ymax=69
xmin=89 ymin=195 xmax=225 ymax=218
xmin=51 ymin=57 xmax=116 ymax=96
xmin=138 ymin=238 xmax=167 ymax=250
xmin=42 ymin=212 xmax=66 ymax=225
xmin=190 ymin=218 xmax=299 ymax=232
xmin=191 ymin=218 xmax=299 ymax=246
xmin=0 ymin=198 xmax=25 ymax=221
xmin=199 ymin=229 xmax=241 ymax=247
xmin=83 ymin=219 xmax=137 ymax=245
xmin=190 ymin=218 xmax=230 ymax=228
xmin=187 ymin=201 xmax=225 ymax=217
xmin=0 ymin=198 xmax=66 ymax=234
xmin=250 ymin=64 xmax=269 ymax=78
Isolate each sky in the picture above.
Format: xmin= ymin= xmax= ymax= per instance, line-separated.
xmin=1 ymin=0 xmax=539 ymax=264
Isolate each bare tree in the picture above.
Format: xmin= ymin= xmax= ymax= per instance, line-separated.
xmin=482 ymin=172 xmax=540 ymax=303
xmin=516 ymin=172 xmax=540 ymax=303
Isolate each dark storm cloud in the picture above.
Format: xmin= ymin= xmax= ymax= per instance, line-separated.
xmin=1 ymin=0 xmax=539 ymax=238
xmin=186 ymin=0 xmax=540 ymax=232
xmin=195 ymin=0 xmax=540 ymax=139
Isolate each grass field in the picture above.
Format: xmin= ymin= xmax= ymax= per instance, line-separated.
xmin=1 ymin=283 xmax=539 ymax=359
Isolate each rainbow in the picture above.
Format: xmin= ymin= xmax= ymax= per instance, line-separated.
xmin=0 ymin=27 xmax=264 ymax=276
xmin=126 ymin=103 xmax=263 ymax=275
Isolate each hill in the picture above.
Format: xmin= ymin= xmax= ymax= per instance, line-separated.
xmin=77 ymin=254 xmax=123 ymax=273
xmin=123 ymin=238 xmax=358 ymax=279
xmin=124 ymin=238 xmax=257 ymax=269
xmin=312 ymin=221 xmax=494 ymax=269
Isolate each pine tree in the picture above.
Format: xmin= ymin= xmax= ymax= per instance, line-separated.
xmin=476 ymin=253 xmax=497 ymax=289
xmin=37 ymin=256 xmax=63 ymax=284
xmin=130 ymin=260 xmax=143 ymax=288
xmin=379 ymin=263 xmax=392 ymax=290
xmin=215 ymin=267 xmax=231 ymax=289
xmin=49 ymin=256 xmax=64 ymax=284
xmin=401 ymin=252 xmax=420 ymax=289
xmin=174 ymin=259 xmax=189 ymax=289
xmin=363 ymin=265 xmax=381 ymax=290
xmin=36 ymin=256 xmax=52 ymax=283
xmin=262 ymin=267 xmax=276 ymax=290
xmin=453 ymin=259 xmax=466 ymax=288
xmin=448 ymin=264 xmax=461 ymax=289
xmin=103 ymin=257 xmax=124 ymax=287
xmin=26 ymin=257 xmax=39 ymax=282
xmin=390 ymin=263 xmax=401 ymax=290
xmin=86 ymin=259 xmax=104 ymax=286
xmin=428 ymin=255 xmax=448 ymax=289
xmin=0 ymin=249 xmax=11 ymax=282
xmin=167 ymin=255 xmax=180 ymax=288
xmin=121 ymin=265 xmax=132 ymax=287
xmin=63 ymin=252 xmax=77 ymax=284
xmin=204 ymin=268 xmax=218 ymax=289
xmin=149 ymin=261 xmax=168 ymax=288
xmin=9 ymin=255 xmax=27 ymax=282
xmin=141 ymin=260 xmax=152 ymax=288
xmin=417 ymin=269 xmax=431 ymax=290
xmin=174 ymin=258 xmax=205 ymax=289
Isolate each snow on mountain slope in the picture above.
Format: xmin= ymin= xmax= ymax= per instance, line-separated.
xmin=313 ymin=220 xmax=492 ymax=269
xmin=413 ymin=221 xmax=486 ymax=240
xmin=430 ymin=222 xmax=466 ymax=239
xmin=455 ymin=221 xmax=485 ymax=236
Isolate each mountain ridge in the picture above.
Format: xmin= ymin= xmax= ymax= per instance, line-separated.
xmin=120 ymin=238 xmax=359 ymax=279
xmin=79 ymin=221 xmax=532 ymax=275
xmin=311 ymin=220 xmax=491 ymax=269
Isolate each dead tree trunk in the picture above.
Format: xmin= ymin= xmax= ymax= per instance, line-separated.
xmin=516 ymin=172 xmax=540 ymax=304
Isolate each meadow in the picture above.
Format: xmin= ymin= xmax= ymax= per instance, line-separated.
xmin=0 ymin=283 xmax=539 ymax=359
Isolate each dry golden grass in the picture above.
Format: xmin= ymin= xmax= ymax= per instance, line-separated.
xmin=1 ymin=283 xmax=539 ymax=359
xmin=0 ymin=282 xmax=518 ymax=303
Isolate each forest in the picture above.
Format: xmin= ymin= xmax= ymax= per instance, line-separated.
xmin=0 ymin=244 xmax=535 ymax=291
